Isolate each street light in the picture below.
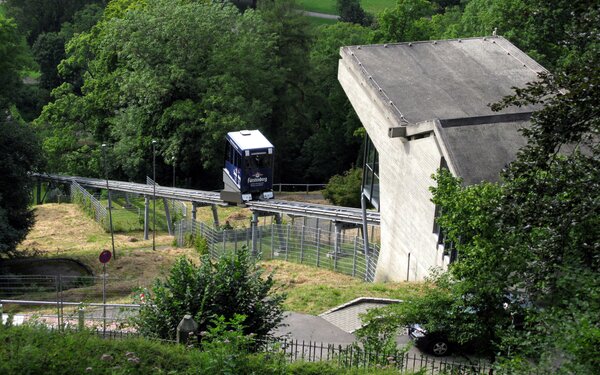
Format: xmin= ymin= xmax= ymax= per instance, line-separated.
xmin=172 ymin=156 xmax=176 ymax=189
xmin=152 ymin=140 xmax=157 ymax=251
xmin=102 ymin=143 xmax=116 ymax=260
xmin=171 ymin=156 xmax=176 ymax=213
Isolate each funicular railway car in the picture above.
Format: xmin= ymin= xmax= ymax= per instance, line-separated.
xmin=220 ymin=129 xmax=275 ymax=204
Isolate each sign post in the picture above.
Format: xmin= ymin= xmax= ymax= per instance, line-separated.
xmin=99 ymin=250 xmax=112 ymax=335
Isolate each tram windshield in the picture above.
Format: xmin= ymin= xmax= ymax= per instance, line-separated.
xmin=246 ymin=154 xmax=271 ymax=170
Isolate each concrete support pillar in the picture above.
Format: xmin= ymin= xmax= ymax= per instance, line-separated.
xmin=36 ymin=179 xmax=42 ymax=205
xmin=144 ymin=196 xmax=150 ymax=240
xmin=191 ymin=202 xmax=198 ymax=222
xmin=361 ymin=194 xmax=370 ymax=281
xmin=274 ymin=213 xmax=283 ymax=225
xmin=250 ymin=211 xmax=258 ymax=256
xmin=163 ymin=197 xmax=173 ymax=235
xmin=273 ymin=213 xmax=286 ymax=254
xmin=251 ymin=211 xmax=259 ymax=256
xmin=211 ymin=204 xmax=220 ymax=228
xmin=334 ymin=221 xmax=343 ymax=255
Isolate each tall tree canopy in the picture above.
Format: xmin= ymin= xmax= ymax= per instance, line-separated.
xmin=301 ymin=22 xmax=372 ymax=181
xmin=0 ymin=13 xmax=43 ymax=257
xmin=37 ymin=0 xmax=279 ymax=187
xmin=3 ymin=0 xmax=105 ymax=45
xmin=0 ymin=14 xmax=31 ymax=111
xmin=256 ymin=0 xmax=313 ymax=183
xmin=0 ymin=118 xmax=43 ymax=258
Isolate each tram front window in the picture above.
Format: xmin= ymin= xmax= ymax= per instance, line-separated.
xmin=247 ymin=154 xmax=271 ymax=169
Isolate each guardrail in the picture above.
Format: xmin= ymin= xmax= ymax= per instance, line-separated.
xmin=273 ymin=183 xmax=326 ymax=193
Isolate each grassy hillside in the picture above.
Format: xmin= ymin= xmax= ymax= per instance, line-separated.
xmin=299 ymin=0 xmax=396 ymax=15
xmin=13 ymin=203 xmax=421 ymax=315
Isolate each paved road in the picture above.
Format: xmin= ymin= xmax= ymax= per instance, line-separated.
xmin=273 ymin=312 xmax=485 ymax=365
xmin=301 ymin=10 xmax=339 ymax=20
xmin=273 ymin=312 xmax=356 ymax=344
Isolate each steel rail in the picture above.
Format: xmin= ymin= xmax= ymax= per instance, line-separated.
xmin=246 ymin=200 xmax=379 ymax=225
xmin=33 ymin=173 xmax=380 ymax=225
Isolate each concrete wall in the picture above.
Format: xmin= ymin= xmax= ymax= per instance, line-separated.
xmin=338 ymin=55 xmax=449 ymax=282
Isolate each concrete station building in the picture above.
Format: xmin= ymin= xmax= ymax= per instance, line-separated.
xmin=338 ymin=36 xmax=546 ymax=282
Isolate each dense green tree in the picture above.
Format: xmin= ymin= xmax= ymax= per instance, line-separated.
xmin=229 ymin=0 xmax=257 ymax=11
xmin=372 ymin=0 xmax=436 ymax=43
xmin=32 ymin=32 xmax=68 ymax=90
xmin=134 ymin=248 xmax=285 ymax=341
xmin=0 ymin=115 xmax=43 ymax=258
xmin=301 ymin=22 xmax=371 ymax=181
xmin=337 ymin=0 xmax=373 ymax=26
xmin=32 ymin=3 xmax=104 ymax=90
xmin=37 ymin=0 xmax=278 ymax=187
xmin=0 ymin=15 xmax=31 ymax=111
xmin=4 ymin=0 xmax=105 ymax=45
xmin=256 ymin=0 xmax=313 ymax=183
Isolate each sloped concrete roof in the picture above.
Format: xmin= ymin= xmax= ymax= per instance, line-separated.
xmin=340 ymin=36 xmax=546 ymax=125
xmin=320 ymin=297 xmax=402 ymax=333
xmin=435 ymin=114 xmax=531 ymax=184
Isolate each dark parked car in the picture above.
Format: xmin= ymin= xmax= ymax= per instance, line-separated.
xmin=408 ymin=323 xmax=454 ymax=356
xmin=408 ymin=294 xmax=531 ymax=356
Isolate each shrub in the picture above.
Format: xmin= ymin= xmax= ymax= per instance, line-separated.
xmin=195 ymin=235 xmax=209 ymax=255
xmin=323 ymin=167 xmax=362 ymax=207
xmin=0 ymin=324 xmax=287 ymax=374
xmin=133 ymin=247 xmax=285 ymax=342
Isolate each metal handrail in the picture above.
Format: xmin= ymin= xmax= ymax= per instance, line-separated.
xmin=0 ymin=299 xmax=140 ymax=308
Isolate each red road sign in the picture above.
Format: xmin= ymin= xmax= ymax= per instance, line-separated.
xmin=99 ymin=250 xmax=112 ymax=264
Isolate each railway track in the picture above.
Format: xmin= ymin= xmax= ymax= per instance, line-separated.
xmin=33 ymin=173 xmax=380 ymax=226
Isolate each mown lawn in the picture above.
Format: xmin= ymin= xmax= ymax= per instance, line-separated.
xmin=298 ymin=0 xmax=397 ymax=15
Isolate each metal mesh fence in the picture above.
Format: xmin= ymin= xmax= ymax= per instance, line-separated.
xmin=175 ymin=220 xmax=379 ymax=281
xmin=0 ymin=274 xmax=140 ymax=330
xmin=70 ymin=181 xmax=187 ymax=231
xmin=70 ymin=181 xmax=107 ymax=223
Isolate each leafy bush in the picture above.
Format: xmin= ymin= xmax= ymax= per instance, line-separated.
xmin=1 ymin=324 xmax=401 ymax=374
xmin=133 ymin=247 xmax=285 ymax=342
xmin=323 ymin=168 xmax=362 ymax=207
xmin=199 ymin=314 xmax=282 ymax=373
xmin=194 ymin=235 xmax=209 ymax=255
xmin=0 ymin=323 xmax=287 ymax=374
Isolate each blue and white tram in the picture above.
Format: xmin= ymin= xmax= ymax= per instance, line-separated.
xmin=220 ymin=129 xmax=275 ymax=204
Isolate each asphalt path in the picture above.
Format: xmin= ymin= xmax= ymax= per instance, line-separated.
xmin=273 ymin=312 xmax=486 ymax=365
xmin=301 ymin=10 xmax=339 ymax=20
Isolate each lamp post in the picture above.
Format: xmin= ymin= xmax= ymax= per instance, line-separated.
xmin=102 ymin=144 xmax=116 ymax=260
xmin=172 ymin=156 xmax=176 ymax=188
xmin=172 ymin=156 xmax=176 ymax=212
xmin=152 ymin=140 xmax=157 ymax=251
